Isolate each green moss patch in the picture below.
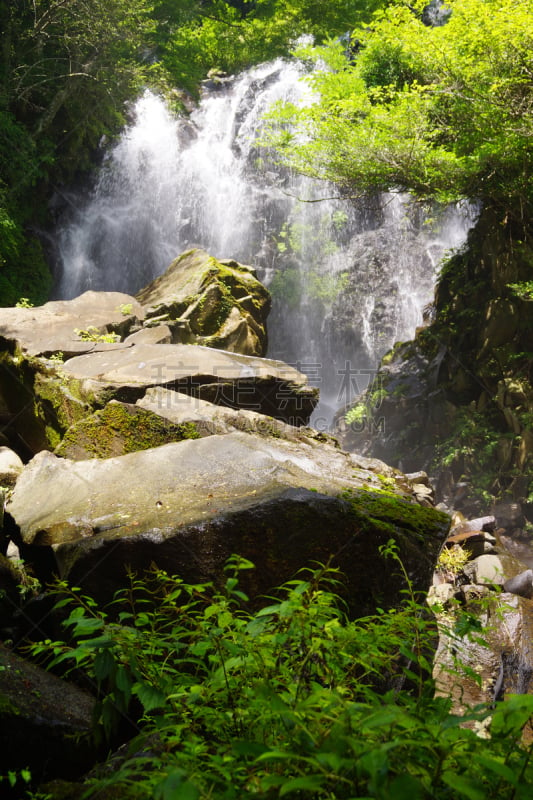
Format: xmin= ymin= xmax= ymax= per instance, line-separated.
xmin=56 ymin=401 xmax=201 ymax=460
xmin=342 ymin=488 xmax=450 ymax=543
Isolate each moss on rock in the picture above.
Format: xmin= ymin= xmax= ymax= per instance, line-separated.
xmin=56 ymin=400 xmax=201 ymax=460
xmin=136 ymin=249 xmax=271 ymax=356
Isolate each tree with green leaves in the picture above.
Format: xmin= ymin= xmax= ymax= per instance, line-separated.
xmin=157 ymin=0 xmax=383 ymax=93
xmin=267 ymin=0 xmax=533 ymax=218
xmin=0 ymin=0 xmax=382 ymax=305
xmin=0 ymin=0 xmax=156 ymax=304
xmin=274 ymin=0 xmax=533 ymax=509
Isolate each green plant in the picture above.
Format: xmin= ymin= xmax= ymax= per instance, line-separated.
xmin=377 ymin=473 xmax=397 ymax=493
xmin=436 ymin=544 xmax=470 ymax=578
xmin=435 ymin=407 xmax=512 ymax=504
xmin=74 ymin=327 xmax=120 ymax=344
xmin=118 ymin=303 xmax=133 ymax=315
xmin=15 ymin=297 xmax=34 ymax=308
xmin=13 ymin=560 xmax=42 ymax=599
xmin=0 ymin=768 xmax=32 ymax=791
xmin=266 ymin=0 xmax=533 ymax=213
xmin=345 ymin=401 xmax=367 ymax=425
xmin=508 ymin=282 xmax=533 ymax=301
xmin=27 ymin=553 xmax=533 ymax=799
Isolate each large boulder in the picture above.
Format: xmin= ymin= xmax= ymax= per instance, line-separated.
xmin=7 ymin=432 xmax=450 ymax=614
xmin=136 ymin=387 xmax=318 ymax=440
xmin=54 ymin=399 xmax=201 ymax=460
xmin=0 ymin=292 xmax=144 ymax=455
xmin=0 ymin=643 xmax=95 ymax=782
xmin=0 ymin=265 xmax=296 ymax=456
xmin=0 ymin=291 xmax=144 ymax=358
xmin=55 ymin=391 xmax=328 ymax=461
xmin=136 ymin=249 xmax=271 ymax=356
xmin=60 ymin=342 xmax=318 ymax=426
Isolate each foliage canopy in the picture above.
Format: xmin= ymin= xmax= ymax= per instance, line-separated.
xmin=267 ymin=0 xmax=533 ymax=214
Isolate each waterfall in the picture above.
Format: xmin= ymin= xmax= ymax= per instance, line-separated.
xmin=51 ymin=58 xmax=476 ymax=428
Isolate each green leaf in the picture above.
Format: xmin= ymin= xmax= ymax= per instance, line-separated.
xmin=20 ymin=769 xmax=31 ymax=784
xmin=255 ymin=603 xmax=282 ymax=618
xmin=387 ymin=774 xmax=426 ymax=799
xmin=132 ymin=681 xmax=167 ymax=712
xmin=68 ymin=617 xmax=105 ymax=635
xmin=217 ymin=610 xmax=233 ymax=628
xmin=155 ymin=770 xmax=200 ymax=800
xmin=94 ymin=648 xmax=116 ymax=681
xmin=204 ymin=604 xmax=219 ymax=619
xmin=231 ymin=740 xmax=269 ymax=757
xmin=256 ymin=749 xmax=298 ymax=762
xmin=115 ymin=664 xmax=132 ymax=703
xmin=79 ymin=635 xmax=116 ymax=649
xmin=475 ymin=754 xmax=517 ymax=784
xmin=279 ymin=775 xmax=324 ymax=796
xmin=442 ymin=770 xmax=487 ymax=800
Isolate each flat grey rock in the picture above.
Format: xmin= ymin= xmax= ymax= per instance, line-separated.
xmin=61 ymin=342 xmax=318 ymax=425
xmin=7 ymin=431 xmax=449 ymax=613
xmin=0 ymin=291 xmax=144 ymax=357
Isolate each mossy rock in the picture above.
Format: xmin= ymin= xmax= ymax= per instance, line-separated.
xmin=187 ymin=281 xmax=234 ymax=335
xmin=0 ymin=348 xmax=91 ymax=456
xmin=55 ymin=400 xmax=201 ymax=460
xmin=136 ymin=249 xmax=271 ymax=356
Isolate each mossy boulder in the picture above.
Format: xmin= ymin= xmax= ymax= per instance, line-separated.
xmin=0 ymin=348 xmax=91 ymax=457
xmin=136 ymin=387 xmax=330 ymax=444
xmin=7 ymin=432 xmax=449 ymax=614
xmin=0 ymin=334 xmax=316 ymax=459
xmin=56 ymin=400 xmax=201 ymax=460
xmin=0 ymin=292 xmax=145 ymax=456
xmin=60 ymin=342 xmax=318 ymax=427
xmin=136 ymin=249 xmax=271 ymax=356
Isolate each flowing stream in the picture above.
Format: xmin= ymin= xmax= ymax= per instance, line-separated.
xmin=52 ymin=57 xmax=476 ymax=427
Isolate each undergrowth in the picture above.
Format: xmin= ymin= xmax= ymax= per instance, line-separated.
xmin=19 ymin=546 xmax=533 ymax=799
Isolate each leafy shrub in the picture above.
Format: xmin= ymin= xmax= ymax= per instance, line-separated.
xmin=436 ymin=544 xmax=470 ymax=578
xmin=28 ymin=549 xmax=533 ymax=799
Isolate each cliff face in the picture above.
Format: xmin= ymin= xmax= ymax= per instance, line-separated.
xmin=340 ymin=204 xmax=533 ymax=518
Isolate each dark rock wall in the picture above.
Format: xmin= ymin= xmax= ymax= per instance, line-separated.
xmin=341 ymin=205 xmax=533 ymax=516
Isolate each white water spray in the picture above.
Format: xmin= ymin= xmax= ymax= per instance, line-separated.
xmin=52 ymin=58 xmax=476 ymax=426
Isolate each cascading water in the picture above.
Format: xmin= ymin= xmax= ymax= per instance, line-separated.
xmin=52 ymin=57 xmax=476 ymax=428
xmin=54 ymin=58 xmax=315 ymax=298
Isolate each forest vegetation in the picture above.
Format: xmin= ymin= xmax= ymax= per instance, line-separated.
xmin=0 ymin=0 xmax=378 ymax=304
xmin=2 ymin=2 xmax=533 ymax=796
xmin=8 ymin=555 xmax=533 ymax=798
xmin=1 ymin=0 xmax=530 ymax=302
